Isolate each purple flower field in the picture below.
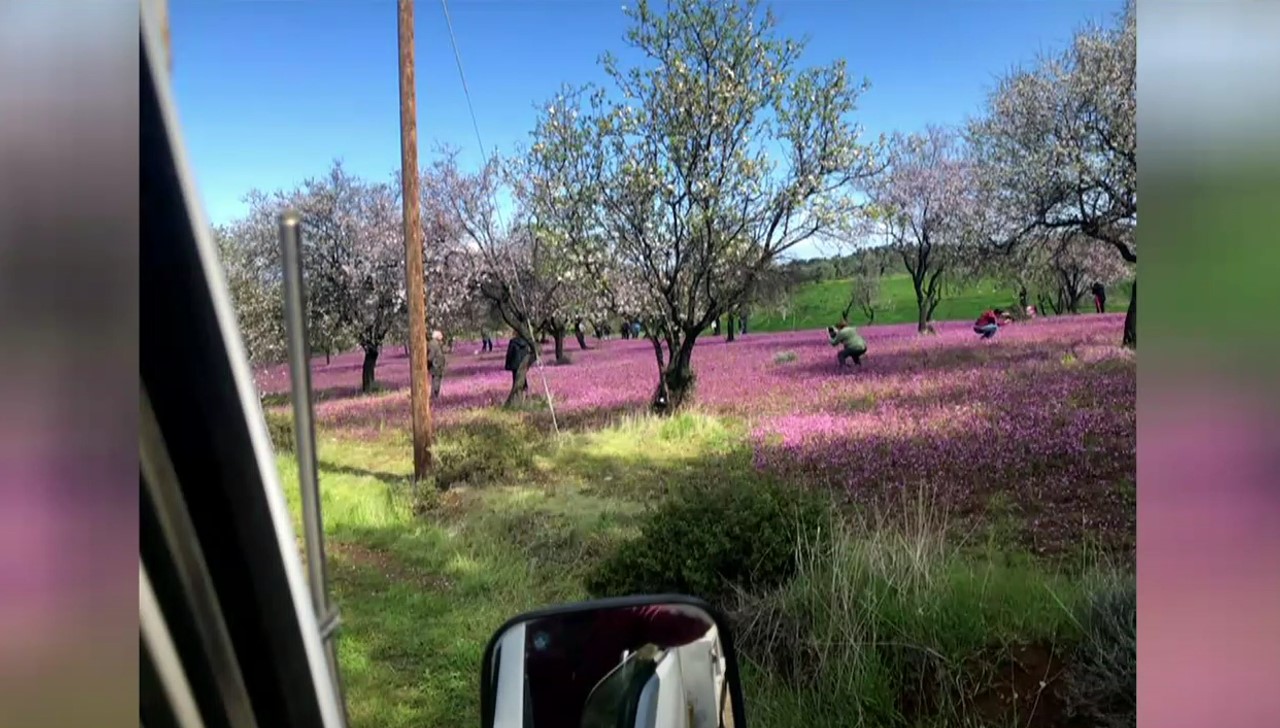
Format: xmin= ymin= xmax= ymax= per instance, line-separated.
xmin=258 ymin=314 xmax=1135 ymax=553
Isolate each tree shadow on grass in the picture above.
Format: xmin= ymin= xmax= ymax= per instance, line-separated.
xmin=261 ymin=385 xmax=369 ymax=408
xmin=318 ymin=460 xmax=409 ymax=487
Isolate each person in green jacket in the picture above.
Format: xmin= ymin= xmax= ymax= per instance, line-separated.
xmin=828 ymin=320 xmax=867 ymax=369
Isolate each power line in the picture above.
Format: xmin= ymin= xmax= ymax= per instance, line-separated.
xmin=438 ymin=0 xmax=490 ymax=164
xmin=436 ymin=0 xmax=560 ymax=434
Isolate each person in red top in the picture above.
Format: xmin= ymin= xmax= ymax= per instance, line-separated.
xmin=522 ymin=605 xmax=713 ymax=728
xmin=974 ymin=308 xmax=1009 ymax=339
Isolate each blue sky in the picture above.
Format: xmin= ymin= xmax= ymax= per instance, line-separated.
xmin=171 ymin=0 xmax=1123 ymax=258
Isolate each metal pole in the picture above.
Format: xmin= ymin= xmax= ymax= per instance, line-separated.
xmin=278 ymin=212 xmax=349 ymax=725
xmin=398 ymin=0 xmax=435 ymax=482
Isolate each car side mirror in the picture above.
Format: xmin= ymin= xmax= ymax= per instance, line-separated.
xmin=480 ymin=595 xmax=747 ymax=728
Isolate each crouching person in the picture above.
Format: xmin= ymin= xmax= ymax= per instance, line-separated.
xmin=973 ymin=308 xmax=1010 ymax=339
xmin=828 ymin=320 xmax=867 ymax=369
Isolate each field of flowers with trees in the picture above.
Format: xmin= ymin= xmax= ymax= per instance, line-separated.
xmin=222 ymin=1 xmax=1136 ymax=726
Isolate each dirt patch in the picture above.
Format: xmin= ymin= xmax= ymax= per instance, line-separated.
xmin=325 ymin=540 xmax=453 ymax=591
xmin=967 ymin=644 xmax=1087 ymax=728
xmin=893 ymin=643 xmax=1093 ymax=728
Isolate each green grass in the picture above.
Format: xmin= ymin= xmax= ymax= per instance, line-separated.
xmin=276 ymin=410 xmax=1132 ymax=728
xmin=735 ymin=492 xmax=1121 ymax=727
xmin=751 ymin=273 xmax=1133 ymax=332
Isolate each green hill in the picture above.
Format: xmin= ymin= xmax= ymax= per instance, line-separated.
xmin=749 ymin=273 xmax=1132 ymax=332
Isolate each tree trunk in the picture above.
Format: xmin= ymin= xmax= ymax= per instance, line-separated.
xmin=553 ymin=327 xmax=571 ymax=364
xmin=726 ymin=314 xmax=737 ymax=342
xmin=504 ymin=351 xmax=533 ymax=407
xmin=361 ymin=346 xmax=379 ymax=393
xmin=1064 ymin=280 xmax=1083 ymax=314
xmin=913 ymin=279 xmax=930 ymax=334
xmin=575 ymin=328 xmax=589 ymax=350
xmin=652 ymin=336 xmax=697 ymax=414
xmin=1123 ymin=279 xmax=1136 ymax=348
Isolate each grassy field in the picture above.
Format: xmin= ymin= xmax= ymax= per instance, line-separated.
xmin=261 ymin=315 xmax=1136 ymax=728
xmin=749 ymin=273 xmax=1133 ymax=332
xmin=274 ymin=415 xmax=1133 ymax=726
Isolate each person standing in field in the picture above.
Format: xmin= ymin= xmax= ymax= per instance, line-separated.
xmin=428 ymin=330 xmax=447 ymax=401
xmin=828 ymin=320 xmax=867 ymax=369
xmin=480 ymin=329 xmax=494 ymax=353
xmin=1091 ymin=282 xmax=1107 ymax=313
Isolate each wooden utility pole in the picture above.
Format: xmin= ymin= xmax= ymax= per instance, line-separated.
xmin=397 ymin=0 xmax=434 ymax=480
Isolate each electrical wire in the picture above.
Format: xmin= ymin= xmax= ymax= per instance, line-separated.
xmin=437 ymin=0 xmax=560 ymax=434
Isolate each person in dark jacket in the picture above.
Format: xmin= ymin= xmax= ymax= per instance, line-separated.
xmin=427 ymin=330 xmax=447 ymax=400
xmin=523 ymin=605 xmax=713 ymax=728
xmin=504 ymin=334 xmax=533 ymax=393
xmin=1091 ymin=282 xmax=1107 ymax=313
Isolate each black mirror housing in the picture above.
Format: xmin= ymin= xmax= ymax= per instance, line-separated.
xmin=480 ymin=594 xmax=748 ymax=728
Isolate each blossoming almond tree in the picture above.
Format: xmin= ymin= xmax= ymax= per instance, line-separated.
xmin=970 ymin=1 xmax=1136 ymax=343
xmin=424 ymin=150 xmax=598 ymax=404
xmin=213 ymin=218 xmax=288 ymax=365
xmin=222 ymin=188 xmax=358 ymax=366
xmin=551 ymin=0 xmax=879 ymax=412
xmin=863 ymin=126 xmax=984 ymax=334
xmin=386 ymin=191 xmax=483 ymax=356
xmin=1009 ymin=230 xmax=1134 ymax=315
xmin=520 ymin=84 xmax=659 ymax=351
xmin=224 ymin=162 xmax=484 ymax=392
xmin=288 ymin=163 xmax=408 ymax=393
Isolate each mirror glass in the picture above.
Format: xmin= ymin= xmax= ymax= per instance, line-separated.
xmin=484 ymin=601 xmax=740 ymax=728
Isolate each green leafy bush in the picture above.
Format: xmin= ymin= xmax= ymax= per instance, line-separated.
xmin=584 ymin=477 xmax=831 ymax=604
xmin=432 ymin=411 xmax=544 ymax=489
xmin=264 ymin=410 xmax=294 ymax=452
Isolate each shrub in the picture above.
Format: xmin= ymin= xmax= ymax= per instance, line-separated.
xmin=731 ymin=501 xmax=1092 ymax=728
xmin=432 ymin=410 xmax=544 ymax=489
xmin=1064 ymin=578 xmax=1136 ymax=727
xmin=584 ymin=477 xmax=832 ymax=605
xmin=264 ymin=409 xmax=294 ymax=452
xmin=773 ymin=350 xmax=798 ymax=365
